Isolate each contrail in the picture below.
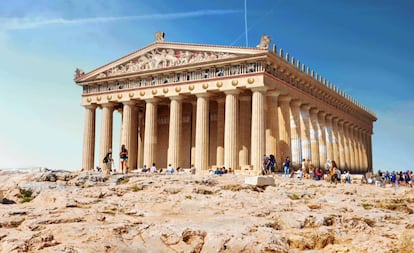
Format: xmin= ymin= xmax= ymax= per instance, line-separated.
xmin=0 ymin=9 xmax=242 ymax=31
xmin=244 ymin=0 xmax=248 ymax=47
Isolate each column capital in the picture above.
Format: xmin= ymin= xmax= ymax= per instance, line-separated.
xmin=318 ymin=111 xmax=326 ymax=118
xmin=145 ymin=98 xmax=160 ymax=104
xmin=278 ymin=95 xmax=291 ymax=102
xmin=309 ymin=107 xmax=319 ymax=114
xmin=325 ymin=114 xmax=333 ymax=120
xmin=300 ymin=104 xmax=311 ymax=110
xmin=195 ymin=93 xmax=211 ymax=98
xmin=290 ymin=99 xmax=301 ymax=107
xmin=123 ymin=100 xmax=137 ymax=106
xmin=224 ymin=89 xmax=240 ymax=95
xmin=84 ymin=104 xmax=97 ymax=110
xmin=266 ymin=90 xmax=280 ymax=97
xmin=338 ymin=119 xmax=345 ymax=125
xmin=101 ymin=103 xmax=115 ymax=109
xmin=250 ymin=86 xmax=268 ymax=93
xmin=168 ymin=95 xmax=184 ymax=101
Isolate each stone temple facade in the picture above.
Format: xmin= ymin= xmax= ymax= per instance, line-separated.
xmin=74 ymin=32 xmax=376 ymax=174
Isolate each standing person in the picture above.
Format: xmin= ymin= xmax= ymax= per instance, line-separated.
xmin=119 ymin=144 xmax=128 ymax=174
xmin=269 ymin=154 xmax=276 ymax=174
xmin=103 ymin=148 xmax=114 ymax=175
xmin=283 ymin=156 xmax=291 ymax=177
xmin=330 ymin=160 xmax=338 ymax=184
xmin=262 ymin=154 xmax=270 ymax=175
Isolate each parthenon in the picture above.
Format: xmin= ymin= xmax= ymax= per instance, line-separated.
xmin=74 ymin=32 xmax=376 ymax=173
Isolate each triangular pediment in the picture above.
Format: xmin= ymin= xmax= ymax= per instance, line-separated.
xmin=74 ymin=42 xmax=266 ymax=83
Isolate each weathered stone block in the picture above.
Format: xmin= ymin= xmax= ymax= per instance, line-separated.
xmin=244 ymin=176 xmax=275 ymax=186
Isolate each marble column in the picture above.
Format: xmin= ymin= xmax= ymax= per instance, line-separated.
xmin=143 ymin=99 xmax=158 ymax=168
xmin=358 ymin=129 xmax=365 ymax=171
xmin=353 ymin=126 xmax=361 ymax=172
xmin=216 ymin=98 xmax=225 ymax=167
xmin=355 ymin=127 xmax=362 ymax=172
xmin=278 ymin=95 xmax=291 ymax=165
xmin=300 ymin=104 xmax=311 ymax=163
xmin=137 ymin=108 xmax=144 ymax=169
xmin=191 ymin=102 xmax=196 ymax=166
xmin=367 ymin=131 xmax=373 ymax=172
xmin=224 ymin=90 xmax=239 ymax=170
xmin=317 ymin=112 xmax=327 ymax=168
xmin=239 ymin=96 xmax=251 ymax=168
xmin=332 ymin=117 xmax=340 ymax=167
xmin=338 ymin=120 xmax=346 ymax=170
xmin=266 ymin=91 xmax=280 ymax=161
xmin=309 ymin=108 xmax=320 ymax=168
xmin=251 ymin=88 xmax=266 ymax=172
xmin=325 ymin=114 xmax=334 ymax=164
xmin=167 ymin=96 xmax=182 ymax=169
xmin=343 ymin=123 xmax=351 ymax=171
xmin=362 ymin=130 xmax=368 ymax=170
xmin=121 ymin=101 xmax=138 ymax=170
xmin=290 ymin=100 xmax=302 ymax=168
xmin=82 ymin=104 xmax=97 ymax=171
xmin=348 ymin=124 xmax=356 ymax=172
xmin=195 ymin=94 xmax=210 ymax=170
xmin=99 ymin=103 xmax=114 ymax=170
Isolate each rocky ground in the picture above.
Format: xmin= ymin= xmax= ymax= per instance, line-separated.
xmin=0 ymin=169 xmax=413 ymax=253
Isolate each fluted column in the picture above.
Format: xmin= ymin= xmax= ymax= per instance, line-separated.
xmin=325 ymin=114 xmax=334 ymax=164
xmin=224 ymin=90 xmax=239 ymax=170
xmin=167 ymin=96 xmax=182 ymax=169
xmin=361 ymin=130 xmax=368 ymax=170
xmin=216 ymin=98 xmax=225 ymax=167
xmin=332 ymin=117 xmax=340 ymax=167
xmin=82 ymin=104 xmax=97 ymax=171
xmin=355 ymin=127 xmax=362 ymax=172
xmin=143 ymin=99 xmax=158 ymax=168
xmin=239 ymin=96 xmax=251 ymax=168
xmin=278 ymin=96 xmax=292 ymax=166
xmin=338 ymin=120 xmax=346 ymax=170
xmin=99 ymin=103 xmax=114 ymax=170
xmin=309 ymin=108 xmax=320 ymax=168
xmin=348 ymin=124 xmax=356 ymax=172
xmin=317 ymin=112 xmax=327 ymax=167
xmin=300 ymin=104 xmax=311 ymax=162
xmin=137 ymin=108 xmax=144 ymax=168
xmin=358 ymin=129 xmax=365 ymax=172
xmin=266 ymin=91 xmax=280 ymax=160
xmin=290 ymin=100 xmax=302 ymax=168
xmin=191 ymin=102 xmax=196 ymax=166
xmin=367 ymin=131 xmax=373 ymax=172
xmin=353 ymin=127 xmax=360 ymax=172
xmin=195 ymin=94 xmax=210 ymax=170
xmin=343 ymin=122 xmax=350 ymax=171
xmin=121 ymin=101 xmax=138 ymax=170
xmin=251 ymin=88 xmax=266 ymax=172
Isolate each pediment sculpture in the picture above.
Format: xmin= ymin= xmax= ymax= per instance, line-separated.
xmin=74 ymin=68 xmax=85 ymax=80
xmin=96 ymin=48 xmax=238 ymax=79
xmin=256 ymin=34 xmax=271 ymax=49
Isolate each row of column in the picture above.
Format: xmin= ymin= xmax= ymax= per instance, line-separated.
xmin=82 ymin=91 xmax=373 ymax=173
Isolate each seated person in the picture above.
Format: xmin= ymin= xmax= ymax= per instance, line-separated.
xmin=166 ymin=164 xmax=174 ymax=175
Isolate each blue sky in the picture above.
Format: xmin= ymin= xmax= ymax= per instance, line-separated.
xmin=0 ymin=0 xmax=413 ymax=171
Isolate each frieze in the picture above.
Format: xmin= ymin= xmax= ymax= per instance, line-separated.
xmin=95 ymin=48 xmax=238 ymax=79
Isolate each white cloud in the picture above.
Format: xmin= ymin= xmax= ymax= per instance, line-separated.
xmin=0 ymin=9 xmax=241 ymax=31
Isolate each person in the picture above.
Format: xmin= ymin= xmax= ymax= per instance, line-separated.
xmin=345 ymin=171 xmax=351 ymax=184
xmin=150 ymin=163 xmax=157 ymax=173
xmin=190 ymin=164 xmax=196 ymax=175
xmin=103 ymin=148 xmax=114 ymax=175
xmin=119 ymin=144 xmax=128 ymax=174
xmin=269 ymin=154 xmax=276 ymax=174
xmin=330 ymin=160 xmax=338 ymax=184
xmin=262 ymin=154 xmax=270 ymax=175
xmin=167 ymin=164 xmax=174 ymax=174
xmin=315 ymin=167 xmax=324 ymax=180
xmin=283 ymin=156 xmax=291 ymax=177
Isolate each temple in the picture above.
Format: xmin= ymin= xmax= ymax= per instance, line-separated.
xmin=74 ymin=32 xmax=376 ymax=173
